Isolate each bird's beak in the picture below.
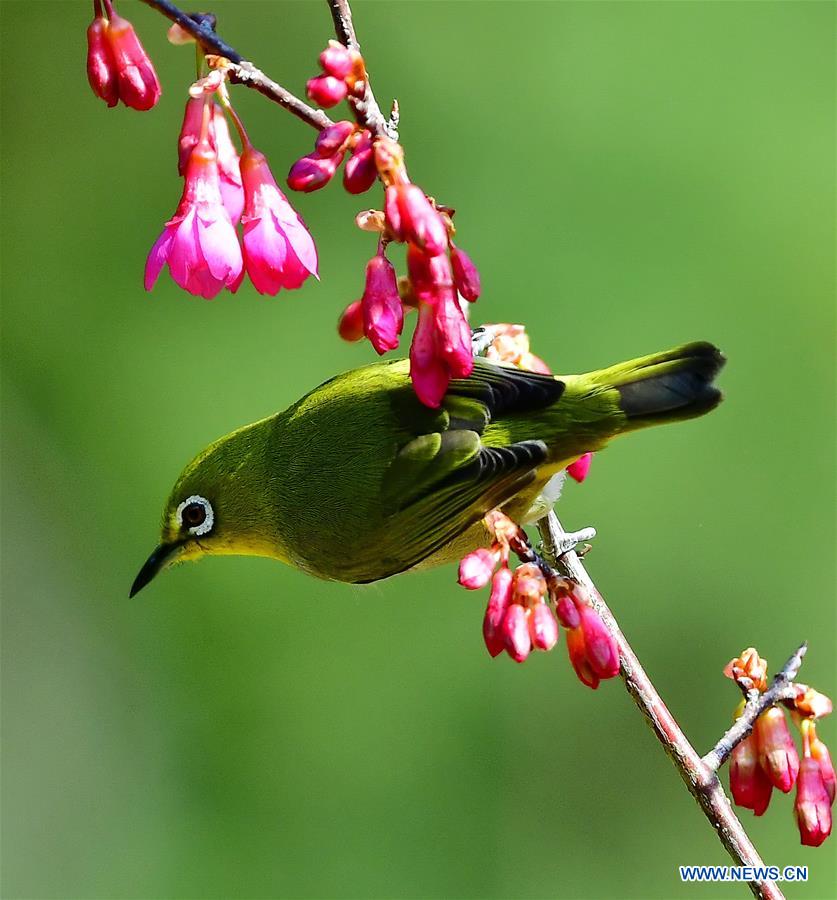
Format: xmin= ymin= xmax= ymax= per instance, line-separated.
xmin=129 ymin=541 xmax=182 ymax=598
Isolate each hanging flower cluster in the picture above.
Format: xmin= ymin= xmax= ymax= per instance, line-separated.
xmin=86 ymin=0 xmax=160 ymax=110
xmin=145 ymin=78 xmax=317 ymax=299
xmin=725 ymin=648 xmax=834 ymax=846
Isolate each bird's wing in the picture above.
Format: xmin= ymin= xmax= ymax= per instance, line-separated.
xmin=369 ymin=360 xmax=564 ymax=580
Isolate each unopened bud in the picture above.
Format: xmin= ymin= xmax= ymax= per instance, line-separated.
xmin=450 ymin=245 xmax=481 ymax=302
xmin=502 ymin=604 xmax=531 ymax=663
xmin=306 ymin=74 xmax=348 ymax=108
xmin=337 ymin=300 xmax=364 ymax=342
xmin=315 ymin=120 xmax=356 ymax=158
xmin=458 ymin=548 xmax=498 ymax=590
xmin=287 ymin=153 xmax=343 ymax=193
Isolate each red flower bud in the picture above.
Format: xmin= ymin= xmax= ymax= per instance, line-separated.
xmin=434 ymin=291 xmax=474 ymax=380
xmin=338 ymin=300 xmax=365 ymax=342
xmin=566 ymin=626 xmax=599 ymax=689
xmin=385 ymin=184 xmax=448 ymax=256
xmin=555 ymin=595 xmax=580 ymax=629
xmin=756 ymin=708 xmax=800 ymax=793
xmin=343 ymin=131 xmax=377 ymax=195
xmin=530 ymin=603 xmax=559 ymax=651
xmin=361 ymin=255 xmax=403 ymax=354
xmin=811 ymin=734 xmax=836 ymax=804
xmin=483 ymin=566 xmax=513 ymax=657
xmin=567 ymin=452 xmax=593 ymax=484
xmin=319 ymin=41 xmax=355 ymax=79
xmin=577 ymin=603 xmax=619 ymax=679
xmin=502 ymin=604 xmax=531 ymax=663
xmin=409 ymin=302 xmax=450 ymax=408
xmin=105 ymin=12 xmax=161 ymax=111
xmin=314 ymin=120 xmax=356 ymax=158
xmin=795 ymin=757 xmax=833 ymax=846
xmin=306 ymin=74 xmax=348 ymax=108
xmin=450 ymin=245 xmax=481 ymax=302
xmin=730 ymin=733 xmax=773 ymax=815
xmin=86 ymin=16 xmax=118 ymax=107
xmin=287 ymin=153 xmax=343 ymax=193
xmin=458 ymin=548 xmax=498 ymax=590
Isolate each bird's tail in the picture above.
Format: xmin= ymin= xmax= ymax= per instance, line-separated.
xmin=555 ymin=341 xmax=725 ymax=455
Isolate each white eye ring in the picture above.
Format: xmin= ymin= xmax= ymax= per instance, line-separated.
xmin=176 ymin=495 xmax=214 ymax=536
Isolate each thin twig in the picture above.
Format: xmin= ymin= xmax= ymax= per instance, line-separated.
xmin=703 ymin=644 xmax=807 ymax=772
xmin=536 ymin=511 xmax=785 ymax=900
xmin=138 ymin=0 xmax=333 ymax=130
xmin=326 ymin=0 xmax=398 ymax=140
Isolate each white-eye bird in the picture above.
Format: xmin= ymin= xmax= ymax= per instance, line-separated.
xmin=130 ymin=341 xmax=724 ymax=595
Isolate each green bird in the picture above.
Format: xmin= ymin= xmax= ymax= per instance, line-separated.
xmin=130 ymin=341 xmax=724 ymax=595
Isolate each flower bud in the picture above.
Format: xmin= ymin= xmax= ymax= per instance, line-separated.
xmin=483 ymin=566 xmax=513 ymax=657
xmin=567 ymin=453 xmax=593 ymax=484
xmin=502 ymin=604 xmax=531 ymax=663
xmin=434 ymin=291 xmax=474 ymax=379
xmin=385 ymin=184 xmax=448 ymax=256
xmin=409 ymin=302 xmax=450 ymax=408
xmin=361 ymin=255 xmax=403 ymax=354
xmin=795 ymin=688 xmax=834 ymax=720
xmin=105 ymin=12 xmax=161 ymax=111
xmin=287 ymin=153 xmax=343 ymax=193
xmin=530 ymin=603 xmax=559 ymax=651
xmin=555 ymin=595 xmax=580 ymax=629
xmin=306 ymin=74 xmax=348 ymax=108
xmin=810 ymin=733 xmax=836 ymax=804
xmin=337 ymin=300 xmax=365 ymax=342
xmin=512 ymin=563 xmax=546 ymax=605
xmin=756 ymin=707 xmax=800 ymax=793
xmin=86 ymin=16 xmax=118 ymax=107
xmin=458 ymin=548 xmax=498 ymax=590
xmin=578 ymin=603 xmax=619 ymax=679
xmin=566 ymin=626 xmax=599 ymax=689
xmin=724 ymin=648 xmax=769 ymax=692
xmin=315 ymin=120 xmax=356 ymax=158
xmin=319 ymin=40 xmax=355 ymax=79
xmin=344 ymin=131 xmax=377 ymax=195
xmin=795 ymin=757 xmax=832 ymax=846
xmin=730 ymin=733 xmax=773 ymax=815
xmin=450 ymin=245 xmax=481 ymax=302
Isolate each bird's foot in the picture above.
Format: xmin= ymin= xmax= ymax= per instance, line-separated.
xmin=553 ymin=526 xmax=597 ymax=558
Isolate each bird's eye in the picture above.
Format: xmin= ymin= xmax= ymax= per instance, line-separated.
xmin=176 ymin=495 xmax=214 ymax=536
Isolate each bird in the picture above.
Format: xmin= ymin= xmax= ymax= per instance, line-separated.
xmin=130 ymin=340 xmax=725 ymax=596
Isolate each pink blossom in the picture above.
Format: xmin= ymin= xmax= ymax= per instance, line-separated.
xmin=361 ymin=254 xmax=403 ymax=354
xmin=730 ymin=734 xmax=773 ymax=816
xmin=566 ymin=625 xmax=599 ymax=689
xmin=483 ymin=566 xmax=513 ymax=657
xmin=502 ymin=604 xmax=531 ymax=663
xmin=811 ymin=734 xmax=836 ymax=804
xmin=86 ymin=14 xmax=118 ymax=107
xmin=409 ymin=302 xmax=452 ymax=408
xmin=338 ymin=300 xmax=364 ymax=342
xmin=211 ymin=106 xmax=244 ymax=225
xmin=287 ymin=153 xmax=343 ymax=193
xmin=458 ymin=548 xmax=498 ymax=590
xmin=144 ymin=139 xmax=242 ymax=299
xmin=530 ymin=603 xmax=559 ymax=651
xmin=240 ymin=146 xmax=318 ymax=295
xmin=578 ymin=603 xmax=619 ymax=679
xmin=177 ymin=97 xmax=204 ymax=175
xmin=306 ymin=74 xmax=348 ymax=108
xmin=450 ymin=245 xmax=481 ymax=302
xmin=344 ymin=131 xmax=377 ymax=195
xmin=104 ymin=9 xmax=160 ymax=111
xmin=756 ymin=708 xmax=800 ymax=793
xmin=795 ymin=757 xmax=832 ymax=846
xmin=314 ymin=120 xmax=355 ymax=157
xmin=434 ymin=290 xmax=474 ymax=379
xmin=567 ymin=452 xmax=593 ymax=483
xmin=385 ymin=184 xmax=448 ymax=256
xmin=319 ymin=41 xmax=355 ymax=79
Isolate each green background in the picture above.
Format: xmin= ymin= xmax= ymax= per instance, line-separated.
xmin=2 ymin=1 xmax=835 ymax=897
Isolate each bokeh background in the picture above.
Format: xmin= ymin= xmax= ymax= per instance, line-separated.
xmin=2 ymin=2 xmax=835 ymax=898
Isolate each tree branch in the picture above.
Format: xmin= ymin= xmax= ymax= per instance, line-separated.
xmin=138 ymin=0 xmax=333 ymax=130
xmin=536 ymin=511 xmax=786 ymax=900
xmin=703 ymin=644 xmax=807 ymax=772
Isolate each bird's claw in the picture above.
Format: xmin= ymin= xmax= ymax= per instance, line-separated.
xmin=555 ymin=526 xmax=597 ymax=557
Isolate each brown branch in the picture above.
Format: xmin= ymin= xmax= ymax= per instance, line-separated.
xmin=138 ymin=0 xmax=333 ymax=131
xmin=536 ymin=511 xmax=786 ymax=900
xmin=703 ymin=644 xmax=807 ymax=772
xmin=326 ymin=0 xmax=398 ymax=140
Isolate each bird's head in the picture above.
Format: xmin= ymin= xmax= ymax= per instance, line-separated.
xmin=129 ymin=421 xmax=284 ymax=597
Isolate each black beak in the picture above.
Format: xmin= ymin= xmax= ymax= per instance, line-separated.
xmin=129 ymin=542 xmax=181 ymax=597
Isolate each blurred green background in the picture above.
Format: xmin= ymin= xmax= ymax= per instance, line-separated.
xmin=2 ymin=1 xmax=835 ymax=898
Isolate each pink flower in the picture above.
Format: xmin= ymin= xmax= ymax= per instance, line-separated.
xmin=458 ymin=548 xmax=498 ymax=590
xmin=306 ymin=74 xmax=348 ymax=108
xmin=410 ymin=302 xmax=451 ymax=408
xmin=756 ymin=707 xmax=800 ymax=793
xmin=104 ymin=8 xmax=160 ymax=111
xmin=86 ymin=12 xmax=118 ymax=107
xmin=344 ymin=130 xmax=377 ymax=195
xmin=566 ymin=624 xmax=598 ymax=688
xmin=730 ymin=734 xmax=773 ymax=816
xmin=483 ymin=566 xmax=513 ymax=657
xmin=530 ymin=603 xmax=559 ymax=651
xmin=240 ymin=146 xmax=318 ymax=295
xmin=795 ymin=757 xmax=833 ymax=846
xmin=287 ymin=153 xmax=343 ymax=193
xmin=338 ymin=300 xmax=364 ymax=342
xmin=212 ymin=106 xmax=244 ymax=225
xmin=811 ymin=733 xmax=836 ymax=804
xmin=502 ymin=604 xmax=531 ymax=663
xmin=567 ymin=453 xmax=593 ymax=483
xmin=385 ymin=184 xmax=448 ymax=256
xmin=361 ymin=254 xmax=403 ymax=354
xmin=450 ymin=245 xmax=481 ymax=302
xmin=578 ymin=603 xmax=619 ymax=679
xmin=314 ymin=120 xmax=355 ymax=157
xmin=144 ymin=139 xmax=242 ymax=298
xmin=319 ymin=41 xmax=355 ymax=79
xmin=434 ymin=290 xmax=474 ymax=379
